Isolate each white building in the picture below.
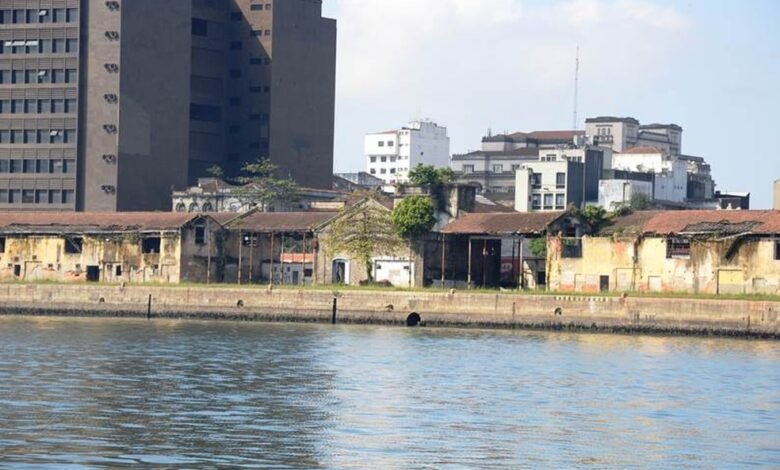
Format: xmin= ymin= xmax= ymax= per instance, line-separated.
xmin=365 ymin=120 xmax=450 ymax=184
xmin=598 ymin=179 xmax=653 ymax=209
xmin=611 ymin=146 xmax=688 ymax=203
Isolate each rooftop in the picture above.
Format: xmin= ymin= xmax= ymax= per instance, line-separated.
xmin=585 ymin=116 xmax=640 ymax=125
xmin=0 ymin=212 xmax=211 ymax=234
xmin=601 ymin=210 xmax=780 ymax=236
xmin=442 ymin=211 xmax=564 ymax=235
xmin=618 ymin=146 xmax=665 ymax=155
xmin=225 ymin=211 xmax=339 ymax=232
xmin=482 ymin=130 xmax=583 ymax=144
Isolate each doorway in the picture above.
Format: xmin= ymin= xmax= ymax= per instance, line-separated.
xmin=331 ymin=259 xmax=348 ymax=284
xmin=86 ymin=265 xmax=100 ymax=282
xmin=599 ymin=275 xmax=610 ymax=292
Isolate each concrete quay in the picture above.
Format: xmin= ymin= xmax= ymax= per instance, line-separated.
xmin=0 ymin=284 xmax=778 ymax=339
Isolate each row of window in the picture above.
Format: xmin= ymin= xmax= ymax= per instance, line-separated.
xmin=369 ymin=155 xmax=407 ymax=163
xmin=0 ymin=8 xmax=78 ymax=25
xmin=531 ymin=193 xmax=566 ymax=211
xmin=376 ymin=140 xmax=394 ymax=147
xmin=0 ymin=158 xmax=74 ymax=174
xmin=0 ymin=188 xmax=74 ymax=204
xmin=0 ymin=129 xmax=76 ymax=144
xmin=0 ymin=68 xmax=77 ymax=85
xmin=0 ymin=39 xmax=79 ymax=55
xmin=0 ymin=98 xmax=76 ymax=114
xmin=249 ymin=4 xmax=273 ymax=11
xmin=369 ymin=167 xmax=408 ymax=175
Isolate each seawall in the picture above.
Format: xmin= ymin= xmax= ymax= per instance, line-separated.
xmin=0 ymin=284 xmax=778 ymax=339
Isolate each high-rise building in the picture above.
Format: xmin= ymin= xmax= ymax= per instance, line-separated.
xmin=0 ymin=0 xmax=336 ymax=211
xmin=365 ymin=120 xmax=450 ymax=184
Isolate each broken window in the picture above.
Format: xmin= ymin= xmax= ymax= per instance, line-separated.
xmin=115 ymin=265 xmax=123 ymax=276
xmin=142 ymin=237 xmax=161 ymax=254
xmin=667 ymin=237 xmax=691 ymax=258
xmin=64 ymin=237 xmax=82 ymax=254
xmin=561 ymin=238 xmax=582 ymax=258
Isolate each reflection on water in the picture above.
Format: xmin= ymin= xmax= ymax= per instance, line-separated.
xmin=0 ymin=317 xmax=778 ymax=468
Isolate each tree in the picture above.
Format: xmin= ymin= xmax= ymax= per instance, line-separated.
xmin=234 ymin=159 xmax=299 ymax=211
xmin=578 ymin=204 xmax=609 ymax=230
xmin=391 ymin=196 xmax=436 ymax=238
xmin=629 ymin=192 xmax=651 ymax=210
xmin=407 ymin=164 xmax=456 ymax=186
xmin=322 ymin=197 xmax=403 ymax=283
xmin=206 ymin=165 xmax=224 ymax=179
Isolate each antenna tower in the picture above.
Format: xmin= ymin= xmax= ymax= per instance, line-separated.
xmin=572 ymin=46 xmax=580 ymax=130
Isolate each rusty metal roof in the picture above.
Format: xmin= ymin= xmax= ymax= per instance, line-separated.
xmin=602 ymin=210 xmax=780 ymax=236
xmin=0 ymin=212 xmax=210 ymax=234
xmin=442 ymin=212 xmax=565 ymax=235
xmin=225 ymin=211 xmax=338 ymax=232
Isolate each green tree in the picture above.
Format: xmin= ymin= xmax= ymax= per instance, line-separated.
xmin=234 ymin=158 xmax=299 ymax=211
xmin=578 ymin=204 xmax=609 ymax=230
xmin=206 ymin=165 xmax=224 ymax=179
xmin=407 ymin=164 xmax=456 ymax=186
xmin=322 ymin=197 xmax=403 ymax=283
xmin=629 ymin=192 xmax=651 ymax=210
xmin=391 ymin=196 xmax=436 ymax=238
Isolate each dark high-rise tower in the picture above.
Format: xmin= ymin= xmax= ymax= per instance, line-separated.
xmin=0 ymin=0 xmax=336 ymax=211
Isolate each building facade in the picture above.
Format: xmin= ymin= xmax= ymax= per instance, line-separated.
xmin=365 ymin=120 xmax=450 ymax=184
xmin=0 ymin=0 xmax=336 ymax=212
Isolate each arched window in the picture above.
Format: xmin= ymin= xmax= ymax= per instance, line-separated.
xmin=175 ymin=202 xmax=186 ymax=212
xmin=188 ymin=203 xmax=200 ymax=213
xmin=202 ymin=202 xmax=214 ymax=212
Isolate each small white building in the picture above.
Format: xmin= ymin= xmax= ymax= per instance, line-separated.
xmin=365 ymin=120 xmax=450 ymax=183
xmin=611 ymin=146 xmax=688 ymax=203
xmin=598 ymin=179 xmax=653 ymax=209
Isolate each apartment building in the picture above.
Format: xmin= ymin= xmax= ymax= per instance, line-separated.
xmin=0 ymin=0 xmax=336 ymax=211
xmin=451 ymin=130 xmax=584 ymax=205
xmin=365 ymin=120 xmax=449 ymax=184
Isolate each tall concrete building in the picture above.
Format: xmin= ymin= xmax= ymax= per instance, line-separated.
xmin=0 ymin=0 xmax=336 ymax=211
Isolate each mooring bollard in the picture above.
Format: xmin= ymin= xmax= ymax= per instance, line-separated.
xmin=147 ymin=294 xmax=152 ymax=320
xmin=331 ymin=297 xmax=337 ymax=325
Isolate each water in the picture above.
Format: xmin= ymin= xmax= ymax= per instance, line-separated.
xmin=0 ymin=317 xmax=778 ymax=468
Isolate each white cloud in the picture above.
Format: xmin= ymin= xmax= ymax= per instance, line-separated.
xmin=554 ymin=0 xmax=688 ymax=30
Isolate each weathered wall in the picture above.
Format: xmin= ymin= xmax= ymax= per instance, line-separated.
xmin=550 ymin=235 xmax=780 ymax=296
xmin=0 ymin=284 xmax=777 ymax=338
xmin=0 ymin=233 xmax=181 ymax=283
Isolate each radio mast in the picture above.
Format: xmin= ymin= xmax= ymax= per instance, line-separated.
xmin=572 ymin=46 xmax=580 ymax=130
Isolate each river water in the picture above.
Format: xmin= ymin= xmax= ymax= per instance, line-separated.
xmin=0 ymin=317 xmax=778 ymax=468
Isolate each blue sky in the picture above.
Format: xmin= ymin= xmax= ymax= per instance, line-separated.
xmin=322 ymin=0 xmax=780 ymax=208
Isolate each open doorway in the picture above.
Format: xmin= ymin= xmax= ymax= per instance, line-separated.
xmin=86 ymin=265 xmax=100 ymax=282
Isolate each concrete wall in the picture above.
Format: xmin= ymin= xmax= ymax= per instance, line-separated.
xmin=774 ymin=179 xmax=780 ymax=210
xmin=0 ymin=284 xmax=776 ymax=337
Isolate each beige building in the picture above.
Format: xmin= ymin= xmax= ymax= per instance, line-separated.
xmin=0 ymin=212 xmax=222 ymax=283
xmin=0 ymin=0 xmax=336 ymax=212
xmin=548 ymin=210 xmax=780 ymax=295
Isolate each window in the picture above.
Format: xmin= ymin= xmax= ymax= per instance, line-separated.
xmin=192 ymin=18 xmax=208 ymax=36
xmin=543 ymin=154 xmax=556 ymax=162
xmin=380 ymin=156 xmax=386 ymax=162
xmin=64 ymin=237 xmax=83 ymax=254
xmin=369 ymin=169 xmax=376 ymax=174
xmin=492 ymin=164 xmax=503 ymax=173
xmin=0 ymin=237 xmax=4 ymax=253
xmin=23 ymin=160 xmax=35 ymax=173
xmin=250 ymin=4 xmax=263 ymax=10
xmin=462 ymin=164 xmax=474 ymax=174
xmin=370 ymin=157 xmax=376 ymax=163
xmin=562 ymin=238 xmax=582 ymax=258
xmin=378 ymin=141 xmax=385 ymax=147
xmin=62 ymin=190 xmax=74 ymax=204
xmin=543 ymin=194 xmax=554 ymax=210
xmin=387 ymin=141 xmax=394 ymax=147
xmin=390 ymin=156 xmax=396 ymax=162
xmin=49 ymin=190 xmax=61 ymax=204
xmin=0 ymin=190 xmax=7 ymax=202
xmin=556 ymin=172 xmax=566 ymax=189
xmin=195 ymin=225 xmax=206 ymax=244
xmin=531 ymin=173 xmax=542 ymax=189
xmin=531 ymin=194 xmax=541 ymax=210
xmin=776 ymin=241 xmax=780 ymax=260
xmin=21 ymin=190 xmax=34 ymax=204
xmin=35 ymin=190 xmax=47 ymax=203
xmin=249 ymin=86 xmax=262 ymax=93
xmin=142 ymin=237 xmax=161 ymax=254
xmin=555 ymin=194 xmax=565 ymax=210
xmin=380 ymin=168 xmax=386 ymax=174
xmin=190 ymin=103 xmax=222 ymax=122
xmin=666 ymin=237 xmax=691 ymax=258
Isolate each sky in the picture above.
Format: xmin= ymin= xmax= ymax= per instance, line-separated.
xmin=321 ymin=0 xmax=780 ymax=208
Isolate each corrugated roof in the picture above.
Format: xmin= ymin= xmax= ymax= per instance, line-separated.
xmin=442 ymin=212 xmax=564 ymax=235
xmin=0 ymin=212 xmax=207 ymax=233
xmin=226 ymin=212 xmax=338 ymax=232
xmin=602 ymin=210 xmax=780 ymax=236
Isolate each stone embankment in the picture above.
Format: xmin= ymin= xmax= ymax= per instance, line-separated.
xmin=0 ymin=284 xmax=778 ymax=339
